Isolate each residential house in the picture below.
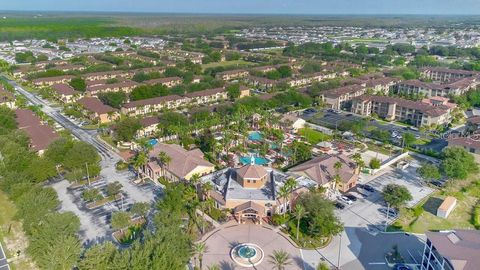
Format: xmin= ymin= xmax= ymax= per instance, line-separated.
xmin=15 ymin=109 xmax=59 ymax=155
xmin=142 ymin=143 xmax=215 ymax=182
xmin=289 ymin=154 xmax=359 ymax=193
xmin=77 ymin=97 xmax=119 ymax=124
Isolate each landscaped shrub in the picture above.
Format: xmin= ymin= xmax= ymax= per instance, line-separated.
xmin=271 ymin=213 xmax=290 ymax=226
xmin=473 ymin=204 xmax=480 ymax=229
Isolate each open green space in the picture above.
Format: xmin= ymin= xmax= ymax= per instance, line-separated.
xmin=298 ymin=127 xmax=332 ymax=144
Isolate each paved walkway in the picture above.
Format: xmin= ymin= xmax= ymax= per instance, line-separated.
xmin=202 ymin=223 xmax=305 ymax=270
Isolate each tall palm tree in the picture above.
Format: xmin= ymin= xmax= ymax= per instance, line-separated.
xmin=294 ymin=204 xmax=308 ymax=240
xmin=268 ymin=250 xmax=292 ymax=270
xmin=201 ymin=182 xmax=213 ymax=201
xmin=333 ymin=161 xmax=343 ymax=190
xmin=133 ymin=152 xmax=148 ymax=180
xmin=157 ymin=151 xmax=171 ymax=179
xmin=285 ymin=178 xmax=297 ymax=213
xmin=278 ymin=185 xmax=290 ymax=217
xmin=193 ymin=242 xmax=209 ymax=270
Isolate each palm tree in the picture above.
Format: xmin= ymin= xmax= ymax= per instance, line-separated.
xmin=193 ymin=242 xmax=208 ymax=270
xmin=133 ymin=152 xmax=148 ymax=180
xmin=316 ymin=262 xmax=330 ymax=270
xmin=207 ymin=265 xmax=220 ymax=270
xmin=157 ymin=151 xmax=171 ymax=179
xmin=294 ymin=204 xmax=307 ymax=241
xmin=268 ymin=250 xmax=292 ymax=270
xmin=333 ymin=161 xmax=343 ymax=190
xmin=285 ymin=178 xmax=297 ymax=213
xmin=201 ymin=182 xmax=213 ymax=201
xmin=278 ymin=185 xmax=290 ymax=218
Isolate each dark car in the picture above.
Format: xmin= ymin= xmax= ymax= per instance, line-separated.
xmin=335 ymin=202 xmax=346 ymax=209
xmin=345 ymin=194 xmax=357 ymax=201
xmin=430 ymin=180 xmax=443 ymax=187
xmin=346 ymin=113 xmax=353 ymax=117
xmin=393 ymin=264 xmax=413 ymax=270
xmin=379 ymin=208 xmax=398 ymax=218
xmin=304 ymin=108 xmax=317 ymax=114
xmin=363 ymin=184 xmax=375 ymax=192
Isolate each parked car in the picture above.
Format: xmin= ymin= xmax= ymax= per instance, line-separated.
xmin=345 ymin=194 xmax=357 ymax=201
xmin=346 ymin=113 xmax=353 ymax=117
xmin=363 ymin=184 xmax=375 ymax=192
xmin=379 ymin=208 xmax=398 ymax=218
xmin=430 ymin=180 xmax=443 ymax=187
xmin=334 ymin=202 xmax=346 ymax=209
xmin=304 ymin=108 xmax=317 ymax=114
xmin=393 ymin=264 xmax=413 ymax=270
xmin=340 ymin=196 xmax=353 ymax=205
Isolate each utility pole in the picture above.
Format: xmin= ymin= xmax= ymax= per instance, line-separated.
xmin=85 ymin=162 xmax=90 ymax=186
xmin=337 ymin=233 xmax=343 ymax=270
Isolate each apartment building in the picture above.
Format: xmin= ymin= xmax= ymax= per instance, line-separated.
xmin=15 ymin=109 xmax=59 ymax=155
xmin=421 ymin=67 xmax=479 ymax=82
xmin=83 ymin=70 xmax=133 ymax=81
xmin=421 ymin=230 xmax=480 ymax=270
xmin=143 ymin=77 xmax=183 ymax=88
xmin=32 ymin=75 xmax=75 ymax=87
xmin=320 ymin=84 xmax=366 ymax=110
xmin=351 ymin=95 xmax=453 ymax=127
xmin=86 ymin=80 xmax=139 ymax=95
xmin=77 ymin=97 xmax=119 ymax=124
xmin=121 ymin=95 xmax=190 ymax=116
xmin=136 ymin=116 xmax=160 ymax=138
xmin=395 ymin=78 xmax=478 ymax=98
xmin=51 ymin=84 xmax=82 ymax=103
xmin=364 ymin=77 xmax=399 ymax=95
xmin=216 ymin=69 xmax=249 ymax=81
xmin=185 ymin=87 xmax=228 ymax=105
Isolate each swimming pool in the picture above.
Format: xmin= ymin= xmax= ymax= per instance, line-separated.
xmin=148 ymin=139 xmax=158 ymax=146
xmin=248 ymin=131 xmax=264 ymax=141
xmin=240 ymin=156 xmax=269 ymax=165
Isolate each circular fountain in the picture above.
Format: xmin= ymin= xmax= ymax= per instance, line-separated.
xmin=230 ymin=243 xmax=264 ymax=267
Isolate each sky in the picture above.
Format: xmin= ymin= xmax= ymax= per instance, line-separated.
xmin=1 ymin=0 xmax=480 ymax=15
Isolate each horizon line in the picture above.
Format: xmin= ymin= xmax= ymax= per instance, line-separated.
xmin=0 ymin=10 xmax=480 ymax=16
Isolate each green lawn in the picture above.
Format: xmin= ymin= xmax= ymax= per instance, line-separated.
xmin=391 ymin=178 xmax=480 ymax=233
xmin=201 ymin=60 xmax=252 ymax=69
xmin=298 ymin=128 xmax=332 ymax=144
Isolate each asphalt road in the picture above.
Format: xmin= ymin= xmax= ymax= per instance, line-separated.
xmin=5 ymin=77 xmax=115 ymax=160
xmin=0 ymin=243 xmax=10 ymax=270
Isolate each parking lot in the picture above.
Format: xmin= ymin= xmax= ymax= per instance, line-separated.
xmin=314 ymin=157 xmax=434 ymax=269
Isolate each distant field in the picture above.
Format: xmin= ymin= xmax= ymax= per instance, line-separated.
xmin=0 ymin=17 xmax=142 ymax=41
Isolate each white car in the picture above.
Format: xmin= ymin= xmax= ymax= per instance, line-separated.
xmin=339 ymin=196 xmax=353 ymax=205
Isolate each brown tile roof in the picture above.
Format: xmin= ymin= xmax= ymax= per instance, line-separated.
xmin=421 ymin=67 xmax=479 ymax=76
xmin=233 ymin=201 xmax=264 ymax=214
xmin=323 ymin=84 xmax=365 ymax=98
xmin=15 ymin=109 xmax=59 ymax=152
xmin=33 ymin=75 xmax=74 ymax=84
xmin=51 ymin=84 xmax=78 ymax=96
xmin=289 ymin=154 xmax=357 ymax=185
xmin=86 ymin=80 xmax=139 ymax=93
xmin=236 ymin=164 xmax=268 ymax=179
xmin=148 ymin=143 xmax=214 ymax=179
xmin=448 ymin=135 xmax=480 ymax=150
xmin=139 ymin=116 xmax=160 ymax=127
xmin=425 ymin=230 xmax=480 ymax=270
xmin=122 ymin=95 xmax=185 ymax=109
xmin=185 ymin=87 xmax=225 ymax=98
xmin=77 ymin=97 xmax=116 ymax=114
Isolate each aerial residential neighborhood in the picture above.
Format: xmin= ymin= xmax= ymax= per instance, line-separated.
xmin=0 ymin=2 xmax=479 ymax=270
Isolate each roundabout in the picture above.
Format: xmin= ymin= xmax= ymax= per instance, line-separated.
xmin=230 ymin=243 xmax=264 ymax=267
